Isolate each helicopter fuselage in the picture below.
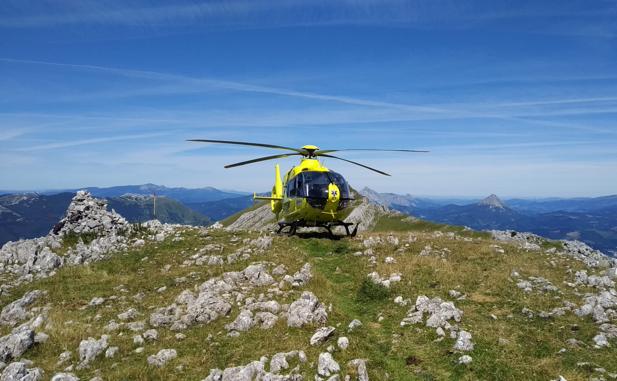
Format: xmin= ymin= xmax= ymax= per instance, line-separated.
xmin=254 ymin=158 xmax=354 ymax=226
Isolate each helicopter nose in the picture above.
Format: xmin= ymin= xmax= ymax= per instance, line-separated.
xmin=327 ymin=183 xmax=341 ymax=203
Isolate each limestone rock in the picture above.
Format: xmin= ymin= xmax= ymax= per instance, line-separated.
xmin=77 ymin=335 xmax=108 ymax=368
xmin=287 ymin=292 xmax=328 ymax=328
xmin=0 ymin=291 xmax=45 ymax=327
xmin=348 ymin=359 xmax=368 ymax=381
xmin=51 ymin=191 xmax=127 ymax=237
xmin=147 ymin=349 xmax=177 ymax=367
xmin=0 ymin=361 xmax=43 ymax=381
xmin=337 ymin=337 xmax=349 ymax=350
xmin=453 ymin=330 xmax=474 ymax=352
xmin=458 ymin=355 xmax=473 ymax=365
xmin=310 ymin=327 xmax=335 ymax=346
xmin=317 ymin=352 xmax=340 ymax=377
xmin=0 ymin=326 xmax=35 ymax=362
xmin=284 ymin=263 xmax=312 ymax=287
xmin=347 ymin=319 xmax=362 ymax=332
xmin=50 ymin=373 xmax=79 ymax=381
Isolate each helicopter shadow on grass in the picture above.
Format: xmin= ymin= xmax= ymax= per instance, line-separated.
xmin=287 ymin=230 xmax=345 ymax=241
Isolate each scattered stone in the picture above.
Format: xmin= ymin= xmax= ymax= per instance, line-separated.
xmin=105 ymin=347 xmax=118 ymax=359
xmin=348 ymin=319 xmax=362 ymax=332
xmin=143 ymin=329 xmax=158 ymax=341
xmin=57 ymin=351 xmax=71 ymax=365
xmin=88 ymin=297 xmax=105 ymax=307
xmin=0 ymin=290 xmax=45 ymax=326
xmin=250 ymin=236 xmax=273 ymax=251
xmin=1 ymin=362 xmax=43 ymax=381
xmin=367 ymin=272 xmax=401 ymax=288
xmin=287 ymin=292 xmax=328 ymax=328
xmin=401 ymin=295 xmax=463 ymax=330
xmin=269 ymin=350 xmax=306 ymax=374
xmin=517 ymin=276 xmax=559 ymax=293
xmin=310 ymin=327 xmax=336 ymax=346
xmin=133 ymin=335 xmax=144 ymax=346
xmin=151 ymin=263 xmax=278 ymax=330
xmin=348 ymin=359 xmax=368 ymax=381
xmin=117 ymin=308 xmax=139 ymax=321
xmin=458 ymin=355 xmax=473 ymax=365
xmin=272 ymin=265 xmax=287 ymax=276
xmin=147 ymin=349 xmax=177 ymax=367
xmin=574 ymin=270 xmax=614 ymax=288
xmin=317 ymin=352 xmax=340 ymax=377
xmin=204 ymin=350 xmax=305 ymax=380
xmin=337 ymin=337 xmax=349 ymax=350
xmin=103 ymin=320 xmax=121 ymax=332
xmin=127 ymin=321 xmax=145 ymax=332
xmin=284 ymin=263 xmax=312 ymax=287
xmin=34 ymin=332 xmax=48 ymax=344
xmin=593 ymin=333 xmax=609 ymax=348
xmin=0 ymin=326 xmax=35 ymax=362
xmin=453 ymin=330 xmax=474 ymax=352
xmin=225 ymin=310 xmax=255 ymax=333
xmin=77 ymin=335 xmax=108 ymax=368
xmin=50 ymin=373 xmax=79 ymax=381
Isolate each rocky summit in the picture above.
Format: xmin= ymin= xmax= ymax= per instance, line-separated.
xmin=0 ymin=194 xmax=616 ymax=380
xmin=51 ymin=191 xmax=128 ymax=237
xmin=478 ymin=194 xmax=507 ymax=209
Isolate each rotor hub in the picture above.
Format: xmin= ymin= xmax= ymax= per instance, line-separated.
xmin=301 ymin=145 xmax=320 ymax=157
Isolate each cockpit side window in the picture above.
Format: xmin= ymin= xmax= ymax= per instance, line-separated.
xmin=287 ymin=175 xmax=298 ymax=197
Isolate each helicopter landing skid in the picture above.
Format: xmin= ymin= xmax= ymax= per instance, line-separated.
xmin=277 ymin=220 xmax=359 ymax=238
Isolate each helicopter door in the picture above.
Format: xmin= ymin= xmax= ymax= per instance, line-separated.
xmin=284 ymin=175 xmax=298 ymax=213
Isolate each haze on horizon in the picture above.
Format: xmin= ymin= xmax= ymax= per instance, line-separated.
xmin=1 ymin=0 xmax=616 ymax=198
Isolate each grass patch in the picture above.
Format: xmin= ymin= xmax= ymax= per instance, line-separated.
xmin=356 ymin=278 xmax=391 ymax=303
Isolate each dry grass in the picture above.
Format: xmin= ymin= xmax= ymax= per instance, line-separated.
xmin=0 ymin=225 xmax=615 ymax=380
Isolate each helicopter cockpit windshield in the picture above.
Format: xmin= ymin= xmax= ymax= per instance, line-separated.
xmin=288 ymin=171 xmax=351 ymax=200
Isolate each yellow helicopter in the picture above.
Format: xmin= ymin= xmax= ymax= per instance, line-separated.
xmin=188 ymin=139 xmax=427 ymax=237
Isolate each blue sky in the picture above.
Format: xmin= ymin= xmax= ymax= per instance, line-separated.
xmin=1 ymin=0 xmax=616 ymax=197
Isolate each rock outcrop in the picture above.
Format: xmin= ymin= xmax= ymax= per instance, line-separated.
xmin=0 ymin=192 xmax=182 ymax=294
xmin=51 ymin=191 xmax=128 ymax=237
xmin=226 ymin=203 xmax=277 ymax=232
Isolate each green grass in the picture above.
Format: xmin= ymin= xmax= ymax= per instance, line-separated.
xmin=373 ymin=215 xmax=491 ymax=239
xmin=0 ymin=226 xmax=615 ymax=380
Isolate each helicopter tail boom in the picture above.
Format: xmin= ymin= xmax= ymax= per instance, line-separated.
xmin=253 ymin=194 xmax=283 ymax=201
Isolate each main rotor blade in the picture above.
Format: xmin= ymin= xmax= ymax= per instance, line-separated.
xmin=225 ymin=153 xmax=302 ymax=168
xmin=319 ymin=154 xmax=391 ymax=176
xmin=188 ymin=139 xmax=305 ymax=154
xmin=315 ymin=148 xmax=429 ymax=155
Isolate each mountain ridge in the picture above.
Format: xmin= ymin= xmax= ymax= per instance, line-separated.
xmin=362 ymin=188 xmax=617 ymax=256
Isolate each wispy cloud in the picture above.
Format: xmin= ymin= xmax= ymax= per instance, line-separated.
xmin=0 ymin=0 xmax=426 ymax=29
xmin=16 ymin=132 xmax=169 ymax=151
xmin=4 ymin=57 xmax=617 ymax=136
xmin=0 ymin=128 xmax=27 ymax=141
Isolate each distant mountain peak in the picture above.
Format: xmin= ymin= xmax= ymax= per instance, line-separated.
xmin=478 ymin=194 xmax=507 ymax=209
